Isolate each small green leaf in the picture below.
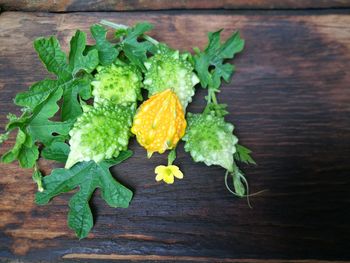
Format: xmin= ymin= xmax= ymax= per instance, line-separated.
xmin=194 ymin=30 xmax=244 ymax=90
xmin=32 ymin=167 xmax=44 ymax=192
xmin=203 ymin=103 xmax=229 ymax=117
xmin=1 ymin=129 xmax=38 ymax=168
xmin=35 ymin=151 xmax=133 ymax=239
xmin=119 ymin=22 xmax=154 ymax=71
xmin=233 ymin=173 xmax=245 ymax=197
xmin=234 ymin=144 xmax=256 ymax=165
xmin=90 ymin=24 xmax=119 ymax=65
xmin=1 ymin=129 xmax=26 ymax=163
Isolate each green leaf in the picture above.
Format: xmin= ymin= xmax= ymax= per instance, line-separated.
xmin=194 ymin=30 xmax=244 ymax=90
xmin=234 ymin=144 xmax=256 ymax=165
xmin=90 ymin=24 xmax=119 ymax=65
xmin=17 ymin=144 xmax=40 ymax=168
xmin=1 ymin=129 xmax=26 ymax=163
xmin=1 ymin=129 xmax=38 ymax=168
xmin=61 ymin=78 xmax=91 ymax=121
xmin=41 ymin=141 xmax=70 ymax=163
xmin=3 ymin=88 xmax=74 ymax=167
xmin=27 ymin=88 xmax=74 ymax=145
xmin=14 ymin=79 xmax=57 ymax=111
xmin=203 ymin=103 xmax=229 ymax=117
xmin=35 ymin=150 xmax=133 ymax=239
xmin=233 ymin=173 xmax=245 ymax=197
xmin=119 ymin=22 xmax=154 ymax=71
xmin=2 ymin=30 xmax=98 ymax=168
xmin=33 ymin=36 xmax=71 ymax=80
xmin=16 ymin=31 xmax=98 ymax=121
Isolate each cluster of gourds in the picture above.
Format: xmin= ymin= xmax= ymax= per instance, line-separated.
xmin=67 ymin=23 xmax=254 ymax=196
xmin=0 ymin=20 xmax=256 ymax=238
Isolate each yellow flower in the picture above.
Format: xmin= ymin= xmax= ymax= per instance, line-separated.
xmin=155 ymin=165 xmax=184 ymax=184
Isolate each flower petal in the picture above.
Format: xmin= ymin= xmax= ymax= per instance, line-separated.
xmin=155 ymin=165 xmax=167 ymax=174
xmin=163 ymin=174 xmax=174 ymax=184
xmin=169 ymin=165 xmax=184 ymax=179
xmin=155 ymin=173 xmax=163 ymax=181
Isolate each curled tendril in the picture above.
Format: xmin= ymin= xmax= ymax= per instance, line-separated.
xmin=224 ymin=170 xmax=268 ymax=208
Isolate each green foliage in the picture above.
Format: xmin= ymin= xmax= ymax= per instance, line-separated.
xmin=183 ymin=112 xmax=238 ymax=172
xmin=1 ymin=30 xmax=98 ymax=168
xmin=190 ymin=28 xmax=255 ymax=201
xmin=1 ymin=128 xmax=38 ymax=168
xmin=41 ymin=141 xmax=70 ymax=163
xmin=143 ymin=45 xmax=199 ymax=109
xmin=0 ymin=20 xmax=255 ymax=237
xmin=118 ymin=22 xmax=154 ymax=71
xmin=35 ymin=151 xmax=133 ymax=239
xmin=15 ymin=31 xmax=98 ymax=120
xmin=234 ymin=144 xmax=256 ymax=165
xmin=203 ymin=103 xmax=229 ymax=117
xmin=193 ymin=30 xmax=244 ymax=90
xmin=232 ymin=172 xmax=245 ymax=197
xmin=90 ymin=24 xmax=119 ymax=65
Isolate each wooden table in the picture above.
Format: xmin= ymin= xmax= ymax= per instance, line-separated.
xmin=0 ymin=1 xmax=350 ymax=262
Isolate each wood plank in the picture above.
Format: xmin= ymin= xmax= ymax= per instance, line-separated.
xmin=0 ymin=11 xmax=350 ymax=261
xmin=0 ymin=0 xmax=350 ymax=12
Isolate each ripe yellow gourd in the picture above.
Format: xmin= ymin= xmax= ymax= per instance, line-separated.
xmin=131 ymin=89 xmax=186 ymax=157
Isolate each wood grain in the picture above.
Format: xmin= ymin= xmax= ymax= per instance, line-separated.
xmin=0 ymin=0 xmax=350 ymax=12
xmin=0 ymin=10 xmax=350 ymax=262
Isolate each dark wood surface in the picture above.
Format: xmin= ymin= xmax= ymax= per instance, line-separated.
xmin=1 ymin=0 xmax=350 ymax=12
xmin=0 ymin=10 xmax=350 ymax=262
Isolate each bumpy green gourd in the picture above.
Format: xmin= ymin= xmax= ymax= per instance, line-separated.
xmin=143 ymin=45 xmax=199 ymax=110
xmin=183 ymin=112 xmax=238 ymax=172
xmin=65 ymin=103 xmax=135 ymax=168
xmin=92 ymin=63 xmax=142 ymax=105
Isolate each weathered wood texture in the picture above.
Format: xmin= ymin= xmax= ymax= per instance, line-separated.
xmin=0 ymin=10 xmax=350 ymax=262
xmin=1 ymin=0 xmax=350 ymax=12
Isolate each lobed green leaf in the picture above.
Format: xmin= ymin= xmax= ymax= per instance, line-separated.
xmin=194 ymin=30 xmax=244 ymax=90
xmin=90 ymin=24 xmax=119 ymax=66
xmin=35 ymin=150 xmax=133 ymax=239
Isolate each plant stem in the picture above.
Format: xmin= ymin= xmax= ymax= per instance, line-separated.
xmin=211 ymin=90 xmax=218 ymax=104
xmin=143 ymin=34 xmax=159 ymax=45
xmin=100 ymin=20 xmax=128 ymax=29
xmin=100 ymin=20 xmax=159 ymax=45
xmin=206 ymin=89 xmax=218 ymax=106
xmin=167 ymin=148 xmax=176 ymax=165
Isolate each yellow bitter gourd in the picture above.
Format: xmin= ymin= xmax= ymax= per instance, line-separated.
xmin=131 ymin=89 xmax=186 ymax=157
